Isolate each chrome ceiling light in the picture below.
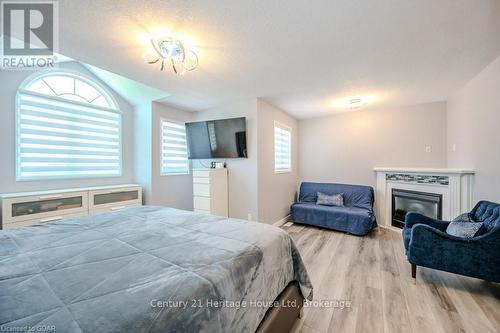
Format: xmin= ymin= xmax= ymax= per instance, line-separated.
xmin=145 ymin=38 xmax=198 ymax=75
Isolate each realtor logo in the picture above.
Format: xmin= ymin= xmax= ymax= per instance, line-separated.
xmin=1 ymin=1 xmax=58 ymax=69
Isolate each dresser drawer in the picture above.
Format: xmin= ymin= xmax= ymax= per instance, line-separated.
xmin=193 ymin=183 xmax=210 ymax=197
xmin=193 ymin=177 xmax=210 ymax=184
xmin=194 ymin=196 xmax=211 ymax=210
xmin=194 ymin=208 xmax=210 ymax=214
xmin=193 ymin=170 xmax=210 ymax=178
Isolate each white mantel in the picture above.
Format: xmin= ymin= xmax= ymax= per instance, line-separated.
xmin=373 ymin=167 xmax=474 ymax=174
xmin=374 ymin=167 xmax=475 ymax=228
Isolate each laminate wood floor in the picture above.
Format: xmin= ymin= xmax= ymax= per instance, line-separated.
xmin=281 ymin=224 xmax=500 ymax=333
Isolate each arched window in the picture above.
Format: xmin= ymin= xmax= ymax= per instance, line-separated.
xmin=16 ymin=71 xmax=122 ymax=180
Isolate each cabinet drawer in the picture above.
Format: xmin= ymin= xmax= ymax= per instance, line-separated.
xmin=89 ymin=187 xmax=142 ymax=210
xmin=193 ymin=170 xmax=210 ymax=178
xmin=2 ymin=191 xmax=88 ymax=224
xmin=193 ymin=177 xmax=210 ymax=184
xmin=2 ymin=212 xmax=87 ymax=229
xmin=193 ymin=183 xmax=210 ymax=197
xmin=194 ymin=196 xmax=211 ymax=210
xmin=194 ymin=209 xmax=210 ymax=214
xmin=90 ymin=203 xmax=141 ymax=215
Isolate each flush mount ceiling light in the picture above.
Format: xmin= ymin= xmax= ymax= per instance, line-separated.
xmin=145 ymin=38 xmax=198 ymax=75
xmin=348 ymin=98 xmax=366 ymax=109
xmin=332 ymin=96 xmax=375 ymax=110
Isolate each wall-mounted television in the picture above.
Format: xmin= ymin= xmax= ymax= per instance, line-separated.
xmin=185 ymin=117 xmax=247 ymax=159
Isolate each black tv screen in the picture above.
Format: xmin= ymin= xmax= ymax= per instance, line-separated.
xmin=185 ymin=117 xmax=247 ymax=159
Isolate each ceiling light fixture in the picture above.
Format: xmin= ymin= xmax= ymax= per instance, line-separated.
xmin=332 ymin=96 xmax=374 ymax=110
xmin=348 ymin=98 xmax=366 ymax=109
xmin=144 ymin=38 xmax=198 ymax=75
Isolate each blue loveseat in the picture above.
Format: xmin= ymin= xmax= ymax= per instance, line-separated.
xmin=290 ymin=182 xmax=377 ymax=235
xmin=403 ymin=201 xmax=500 ymax=282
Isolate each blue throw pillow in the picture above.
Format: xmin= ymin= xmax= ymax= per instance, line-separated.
xmin=452 ymin=212 xmax=472 ymax=223
xmin=316 ymin=192 xmax=343 ymax=206
xmin=446 ymin=220 xmax=483 ymax=238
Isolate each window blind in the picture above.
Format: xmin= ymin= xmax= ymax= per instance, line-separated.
xmin=16 ymin=90 xmax=122 ymax=180
xmin=274 ymin=122 xmax=292 ymax=172
xmin=161 ymin=119 xmax=189 ymax=175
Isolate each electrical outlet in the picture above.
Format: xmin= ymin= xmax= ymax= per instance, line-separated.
xmin=425 ymin=145 xmax=432 ymax=153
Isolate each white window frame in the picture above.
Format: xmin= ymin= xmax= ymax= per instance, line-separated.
xmin=274 ymin=121 xmax=292 ymax=174
xmin=160 ymin=118 xmax=190 ymax=176
xmin=15 ymin=70 xmax=122 ymax=181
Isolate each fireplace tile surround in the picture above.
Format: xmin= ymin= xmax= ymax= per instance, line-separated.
xmin=374 ymin=168 xmax=475 ymax=229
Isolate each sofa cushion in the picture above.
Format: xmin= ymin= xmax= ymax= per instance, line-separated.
xmin=446 ymin=221 xmax=483 ymax=238
xmin=298 ymin=182 xmax=374 ymax=211
xmin=291 ymin=203 xmax=374 ymax=235
xmin=316 ymin=192 xmax=343 ymax=206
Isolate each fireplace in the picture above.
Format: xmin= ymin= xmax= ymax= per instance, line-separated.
xmin=391 ymin=189 xmax=442 ymax=228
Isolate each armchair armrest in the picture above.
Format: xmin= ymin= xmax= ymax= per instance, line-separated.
xmin=405 ymin=212 xmax=450 ymax=231
xmin=411 ymin=223 xmax=478 ymax=245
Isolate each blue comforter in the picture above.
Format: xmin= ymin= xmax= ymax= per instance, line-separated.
xmin=0 ymin=206 xmax=312 ymax=333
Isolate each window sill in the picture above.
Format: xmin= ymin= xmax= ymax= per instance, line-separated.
xmin=160 ymin=172 xmax=190 ymax=176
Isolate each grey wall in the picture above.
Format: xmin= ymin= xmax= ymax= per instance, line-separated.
xmin=0 ymin=62 xmax=135 ymax=193
xmin=151 ymin=102 xmax=195 ymax=210
xmin=298 ymin=102 xmax=448 ymax=188
xmin=257 ymin=100 xmax=299 ymax=224
xmin=448 ymin=54 xmax=500 ymax=203
xmin=194 ymin=99 xmax=259 ymax=221
xmin=148 ymin=98 xmax=300 ymax=224
xmin=133 ymin=102 xmax=153 ymax=202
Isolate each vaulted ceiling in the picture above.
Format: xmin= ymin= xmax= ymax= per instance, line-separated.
xmin=58 ymin=0 xmax=500 ymax=118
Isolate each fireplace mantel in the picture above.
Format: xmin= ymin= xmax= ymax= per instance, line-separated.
xmin=373 ymin=167 xmax=474 ymax=175
xmin=374 ymin=167 xmax=475 ymax=229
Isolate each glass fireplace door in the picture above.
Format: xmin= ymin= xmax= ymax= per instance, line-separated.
xmin=391 ymin=189 xmax=442 ymax=228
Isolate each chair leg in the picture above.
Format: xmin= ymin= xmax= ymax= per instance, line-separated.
xmin=411 ymin=263 xmax=417 ymax=284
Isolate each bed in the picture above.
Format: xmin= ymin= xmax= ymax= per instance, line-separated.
xmin=0 ymin=206 xmax=312 ymax=333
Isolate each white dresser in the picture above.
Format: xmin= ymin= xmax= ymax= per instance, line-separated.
xmin=192 ymin=168 xmax=229 ymax=217
xmin=0 ymin=184 xmax=142 ymax=229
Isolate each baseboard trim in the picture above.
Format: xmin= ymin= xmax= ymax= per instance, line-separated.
xmin=379 ymin=225 xmax=402 ymax=233
xmin=273 ymin=215 xmax=290 ymax=227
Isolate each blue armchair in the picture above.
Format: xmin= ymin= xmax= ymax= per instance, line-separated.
xmin=402 ymin=201 xmax=500 ymax=283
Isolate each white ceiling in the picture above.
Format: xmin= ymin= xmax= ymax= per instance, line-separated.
xmin=57 ymin=0 xmax=500 ymax=118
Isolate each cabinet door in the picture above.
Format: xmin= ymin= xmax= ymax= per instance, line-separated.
xmin=89 ymin=187 xmax=142 ymax=212
xmin=3 ymin=191 xmax=88 ymax=225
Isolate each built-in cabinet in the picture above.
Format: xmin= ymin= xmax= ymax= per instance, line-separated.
xmin=89 ymin=185 xmax=141 ymax=214
xmin=193 ymin=168 xmax=228 ymax=217
xmin=0 ymin=184 xmax=142 ymax=229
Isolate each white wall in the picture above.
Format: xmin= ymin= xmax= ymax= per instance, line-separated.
xmin=152 ymin=98 xmax=300 ymax=224
xmin=133 ymin=102 xmax=153 ymax=202
xmin=448 ymin=54 xmax=500 ymax=203
xmin=194 ymin=99 xmax=259 ymax=220
xmin=257 ymin=100 xmax=299 ymax=224
xmin=0 ymin=62 xmax=135 ymax=194
xmin=298 ymin=102 xmax=448 ymax=188
xmin=151 ymin=102 xmax=195 ymax=210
